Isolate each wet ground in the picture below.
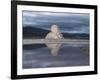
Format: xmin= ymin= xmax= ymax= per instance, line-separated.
xmin=23 ymin=43 xmax=89 ymax=69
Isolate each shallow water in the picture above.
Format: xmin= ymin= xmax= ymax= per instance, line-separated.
xmin=23 ymin=44 xmax=89 ymax=69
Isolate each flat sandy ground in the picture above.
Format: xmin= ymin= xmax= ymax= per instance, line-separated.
xmin=23 ymin=39 xmax=89 ymax=44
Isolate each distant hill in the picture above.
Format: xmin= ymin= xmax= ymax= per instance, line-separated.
xmin=23 ymin=26 xmax=89 ymax=39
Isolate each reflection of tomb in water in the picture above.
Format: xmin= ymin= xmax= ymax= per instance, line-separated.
xmin=45 ymin=43 xmax=62 ymax=57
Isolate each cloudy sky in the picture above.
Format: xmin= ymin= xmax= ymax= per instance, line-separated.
xmin=22 ymin=11 xmax=90 ymax=34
